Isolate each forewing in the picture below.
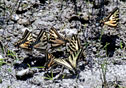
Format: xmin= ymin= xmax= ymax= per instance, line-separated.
xmin=68 ymin=48 xmax=82 ymax=68
xmin=54 ymin=58 xmax=74 ymax=71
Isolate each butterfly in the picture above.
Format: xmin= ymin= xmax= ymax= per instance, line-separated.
xmin=49 ymin=27 xmax=69 ymax=48
xmin=54 ymin=48 xmax=82 ymax=74
xmin=29 ymin=29 xmax=48 ymax=51
xmin=14 ymin=29 xmax=33 ymax=50
xmin=68 ymin=35 xmax=86 ymax=61
xmin=100 ymin=7 xmax=119 ymax=27
xmin=54 ymin=35 xmax=82 ymax=74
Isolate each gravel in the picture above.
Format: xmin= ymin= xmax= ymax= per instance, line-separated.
xmin=0 ymin=0 xmax=126 ymax=88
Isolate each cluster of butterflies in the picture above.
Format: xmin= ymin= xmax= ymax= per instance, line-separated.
xmin=14 ymin=7 xmax=119 ymax=74
xmin=14 ymin=27 xmax=84 ymax=74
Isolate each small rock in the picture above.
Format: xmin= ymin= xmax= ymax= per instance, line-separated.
xmin=11 ymin=14 xmax=19 ymax=22
xmin=18 ymin=18 xmax=30 ymax=26
xmin=122 ymin=57 xmax=126 ymax=60
xmin=16 ymin=68 xmax=33 ymax=77
xmin=92 ymin=47 xmax=97 ymax=52
xmin=0 ymin=29 xmax=4 ymax=34
xmin=0 ymin=55 xmax=3 ymax=59
xmin=63 ymin=28 xmax=78 ymax=36
xmin=81 ymin=13 xmax=89 ymax=21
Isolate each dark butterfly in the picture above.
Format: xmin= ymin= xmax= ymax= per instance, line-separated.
xmin=44 ymin=53 xmax=57 ymax=70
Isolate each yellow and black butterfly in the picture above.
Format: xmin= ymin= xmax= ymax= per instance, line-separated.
xmin=54 ymin=48 xmax=82 ymax=74
xmin=49 ymin=27 xmax=69 ymax=48
xmin=29 ymin=29 xmax=48 ymax=51
xmin=14 ymin=29 xmax=33 ymax=50
xmin=68 ymin=35 xmax=86 ymax=61
xmin=100 ymin=7 xmax=119 ymax=27
xmin=54 ymin=35 xmax=82 ymax=73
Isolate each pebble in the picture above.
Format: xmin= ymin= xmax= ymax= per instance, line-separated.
xmin=63 ymin=28 xmax=78 ymax=36
xmin=0 ymin=0 xmax=126 ymax=88
xmin=0 ymin=55 xmax=3 ymax=59
xmin=18 ymin=18 xmax=30 ymax=26
xmin=0 ymin=29 xmax=4 ymax=34
xmin=11 ymin=14 xmax=19 ymax=22
xmin=16 ymin=68 xmax=31 ymax=77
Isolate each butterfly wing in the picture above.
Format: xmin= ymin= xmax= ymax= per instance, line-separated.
xmin=68 ymin=48 xmax=82 ymax=68
xmin=14 ymin=29 xmax=29 ymax=46
xmin=54 ymin=49 xmax=82 ymax=73
xmin=49 ymin=27 xmax=66 ymax=48
xmin=21 ymin=29 xmax=29 ymax=39
xmin=53 ymin=35 xmax=82 ymax=73
xmin=31 ymin=30 xmax=48 ymax=50
xmin=19 ymin=33 xmax=33 ymax=49
xmin=14 ymin=30 xmax=33 ymax=49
